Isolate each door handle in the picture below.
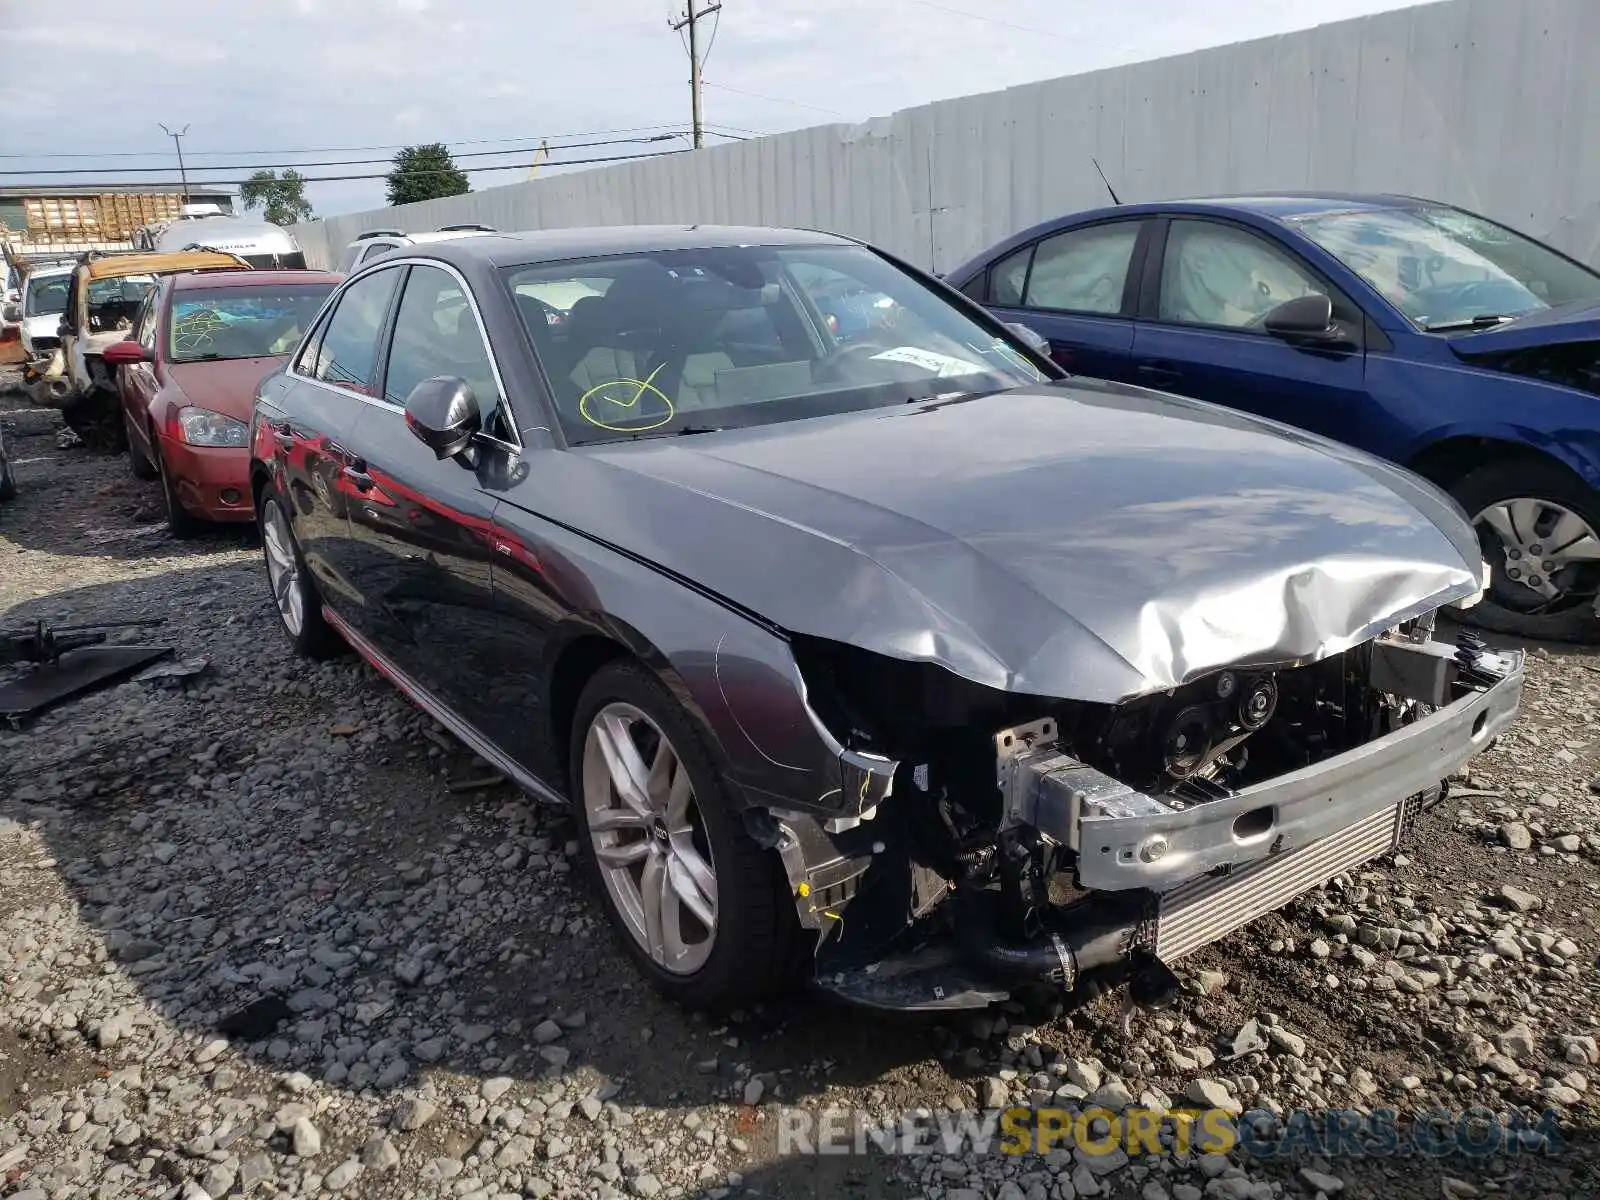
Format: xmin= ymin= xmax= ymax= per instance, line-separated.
xmin=270 ymin=419 xmax=294 ymax=448
xmin=343 ymin=463 xmax=374 ymax=492
xmin=1136 ymin=362 xmax=1181 ymax=386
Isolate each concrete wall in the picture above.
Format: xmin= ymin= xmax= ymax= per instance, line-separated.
xmin=294 ymin=0 xmax=1600 ymax=274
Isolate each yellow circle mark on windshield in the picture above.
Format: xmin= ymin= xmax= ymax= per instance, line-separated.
xmin=578 ymin=365 xmax=675 ymax=432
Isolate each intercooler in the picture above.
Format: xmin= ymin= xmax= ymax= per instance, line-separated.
xmin=1153 ymin=799 xmax=1404 ymax=961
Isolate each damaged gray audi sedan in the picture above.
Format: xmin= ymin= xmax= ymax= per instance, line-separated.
xmin=250 ymin=225 xmax=1523 ymax=1011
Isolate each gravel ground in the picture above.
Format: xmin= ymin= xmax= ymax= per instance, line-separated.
xmin=1 ymin=371 xmax=1598 ymax=1200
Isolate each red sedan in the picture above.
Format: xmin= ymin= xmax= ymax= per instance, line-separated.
xmin=107 ymin=269 xmax=341 ymax=534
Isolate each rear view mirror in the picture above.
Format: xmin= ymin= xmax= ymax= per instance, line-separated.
xmin=1263 ymin=294 xmax=1336 ymax=340
xmin=101 ymin=339 xmax=151 ymax=366
xmin=404 ymin=376 xmax=481 ymax=459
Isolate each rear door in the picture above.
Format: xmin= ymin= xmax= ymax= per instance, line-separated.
xmin=341 ymin=261 xmax=511 ymax=725
xmin=261 ymin=265 xmax=405 ymax=623
xmin=1130 ymin=218 xmax=1369 ymax=438
xmin=118 ymin=283 xmax=164 ymax=458
xmin=975 ymin=218 xmax=1149 ymax=381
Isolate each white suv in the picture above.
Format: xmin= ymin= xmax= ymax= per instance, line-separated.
xmin=334 ymin=225 xmax=497 ymax=273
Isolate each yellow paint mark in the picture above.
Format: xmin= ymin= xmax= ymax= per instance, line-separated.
xmin=578 ymin=364 xmax=674 ymax=432
xmin=796 ymin=882 xmax=811 ymax=898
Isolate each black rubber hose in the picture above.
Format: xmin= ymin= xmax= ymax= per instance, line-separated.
xmin=954 ymin=889 xmax=1150 ymax=992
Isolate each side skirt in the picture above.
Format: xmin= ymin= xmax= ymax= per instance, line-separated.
xmin=321 ymin=605 xmax=569 ymax=810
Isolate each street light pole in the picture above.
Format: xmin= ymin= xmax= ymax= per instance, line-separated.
xmin=159 ymin=123 xmax=191 ymax=202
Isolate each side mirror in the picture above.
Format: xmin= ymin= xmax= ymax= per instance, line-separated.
xmin=1003 ymin=321 xmax=1051 ymax=357
xmin=1262 ymin=294 xmax=1338 ymax=342
xmin=404 ymin=376 xmax=481 ymax=459
xmin=1 ymin=302 xmax=19 ymax=324
xmin=101 ymin=339 xmax=151 ymax=366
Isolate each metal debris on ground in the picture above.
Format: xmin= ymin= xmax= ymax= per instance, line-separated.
xmin=133 ymin=655 xmax=210 ymax=684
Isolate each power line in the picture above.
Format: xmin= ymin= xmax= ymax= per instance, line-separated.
xmin=180 ymin=147 xmax=693 ymax=189
xmin=0 ymin=122 xmax=741 ymax=162
xmin=702 ymin=81 xmax=848 ymax=117
xmin=0 ymin=134 xmax=696 ymax=178
xmin=904 ymin=0 xmax=1138 ymax=52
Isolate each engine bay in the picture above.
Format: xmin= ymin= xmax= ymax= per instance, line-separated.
xmin=788 ymin=619 xmax=1521 ymax=1010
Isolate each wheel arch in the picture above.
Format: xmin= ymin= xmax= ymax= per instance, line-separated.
xmin=1406 ymin=434 xmax=1592 ymax=492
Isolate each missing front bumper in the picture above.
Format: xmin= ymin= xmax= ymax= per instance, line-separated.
xmin=1002 ymin=640 xmax=1523 ymax=893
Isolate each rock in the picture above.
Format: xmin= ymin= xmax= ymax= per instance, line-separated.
xmin=1499 ymin=884 xmax=1540 ymax=912
xmin=1063 ymin=1059 xmax=1101 ymax=1093
xmin=195 ymin=1037 xmax=229 ymax=1064
xmin=1553 ymin=834 xmax=1582 ymax=853
xmin=1497 ymin=1023 xmax=1537 ymax=1061
xmin=743 ymin=1076 xmax=766 ymax=1106
xmin=324 ymin=1159 xmax=363 ymax=1191
xmin=1498 ymin=823 xmax=1533 ymax=851
xmin=238 ymin=1151 xmax=274 ymax=1190
xmin=1173 ymin=1188 xmax=1203 ymax=1200
xmin=1183 ymin=1079 xmax=1241 ymax=1115
xmin=1351 ymin=1067 xmax=1379 ymax=1097
xmin=482 ymin=1076 xmax=515 ymax=1102
xmin=200 ymin=1164 xmax=237 ymax=1197
xmin=1193 ymin=970 xmax=1228 ymax=996
xmin=494 ymin=1135 xmax=535 ymax=1168
xmin=1267 ymin=1027 xmax=1306 ymax=1058
xmin=982 ymin=1077 xmax=1008 ymax=1109
xmin=396 ymin=1097 xmax=437 ymax=1130
xmin=533 ymin=1019 xmax=563 ymax=1044
xmin=633 ymin=1175 xmax=663 ymax=1198
xmin=291 ymin=1117 xmax=322 ymax=1157
xmin=1300 ymin=1167 xmax=1344 ymax=1193
xmin=362 ymin=1135 xmax=401 ymax=1170
xmin=1308 ymin=938 xmax=1331 ymax=959
xmin=1229 ymin=1019 xmax=1267 ymax=1058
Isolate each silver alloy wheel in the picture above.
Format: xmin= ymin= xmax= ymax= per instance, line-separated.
xmin=581 ymin=702 xmax=718 ymax=975
xmin=261 ymin=501 xmax=306 ymax=637
xmin=1473 ymin=497 xmax=1600 ymax=604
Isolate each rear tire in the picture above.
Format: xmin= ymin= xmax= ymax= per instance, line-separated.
xmin=62 ymin=388 xmax=127 ymax=454
xmin=259 ymin=491 xmax=343 ymax=659
xmin=569 ymin=659 xmax=802 ymax=1008
xmin=1451 ymin=459 xmax=1600 ymax=644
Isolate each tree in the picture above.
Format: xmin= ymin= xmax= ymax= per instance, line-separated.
xmin=240 ymin=169 xmax=314 ymax=226
xmin=386 ymin=143 xmax=470 ymax=207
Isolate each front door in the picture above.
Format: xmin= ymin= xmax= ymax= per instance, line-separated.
xmin=1130 ymin=218 xmax=1369 ymax=440
xmin=268 ymin=264 xmax=405 ymax=621
xmin=342 ymin=262 xmax=512 ymax=726
xmin=982 ymin=219 xmax=1147 ymax=381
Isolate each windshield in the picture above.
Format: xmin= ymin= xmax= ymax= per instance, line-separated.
xmin=1290 ymin=205 xmax=1600 ymax=331
xmin=505 ymin=243 xmax=1047 ymax=444
xmin=24 ymin=275 xmax=70 ymax=318
xmin=168 ymin=285 xmax=335 ymax=362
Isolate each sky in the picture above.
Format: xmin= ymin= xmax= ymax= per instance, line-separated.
xmin=0 ymin=0 xmax=1423 ymax=219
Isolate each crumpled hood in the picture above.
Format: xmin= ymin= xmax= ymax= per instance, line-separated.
xmin=167 ymin=356 xmax=288 ymax=422
xmin=565 ymin=379 xmax=1483 ymax=703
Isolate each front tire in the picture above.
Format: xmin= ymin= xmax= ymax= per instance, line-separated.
xmin=259 ymin=492 xmax=343 ymax=659
xmin=156 ymin=443 xmax=198 ymax=538
xmin=1452 ymin=459 xmax=1600 ymax=643
xmin=569 ymin=660 xmax=801 ymax=1008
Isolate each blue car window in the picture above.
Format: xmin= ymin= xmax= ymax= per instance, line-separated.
xmin=990 ymin=246 xmax=1033 ymax=307
xmin=1159 ymin=221 xmax=1324 ymax=329
xmin=1025 ymin=223 xmax=1139 ymax=314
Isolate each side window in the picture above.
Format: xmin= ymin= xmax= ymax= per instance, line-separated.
xmin=133 ymin=291 xmax=159 ymax=349
xmin=1024 ymin=223 xmax=1140 ymax=314
xmin=989 ymin=246 xmax=1033 ymax=307
xmin=1159 ymin=221 xmax=1325 ymax=329
xmin=383 ymin=265 xmax=506 ymax=439
xmin=359 ymin=241 xmax=398 ymax=265
xmin=309 ymin=268 xmax=401 ymax=394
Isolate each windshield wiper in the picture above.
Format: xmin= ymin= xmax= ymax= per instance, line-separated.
xmin=623 ymin=424 xmax=725 ymax=440
xmin=1424 ymin=313 xmax=1520 ymax=332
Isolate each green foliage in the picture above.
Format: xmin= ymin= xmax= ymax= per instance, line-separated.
xmin=386 ymin=144 xmax=471 ymax=207
xmin=240 ymin=169 xmax=314 ymax=226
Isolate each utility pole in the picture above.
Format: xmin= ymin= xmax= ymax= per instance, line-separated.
xmin=159 ymin=123 xmax=191 ymax=202
xmin=670 ymin=0 xmax=721 ymax=149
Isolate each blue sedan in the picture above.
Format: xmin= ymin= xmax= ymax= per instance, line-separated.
xmin=948 ymin=194 xmax=1600 ymax=642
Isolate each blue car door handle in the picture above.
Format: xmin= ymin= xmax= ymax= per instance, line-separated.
xmin=1137 ymin=362 xmax=1181 ymax=386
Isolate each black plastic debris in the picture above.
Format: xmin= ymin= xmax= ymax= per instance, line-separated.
xmin=215 ymin=994 xmax=292 ymax=1041
xmin=0 ymin=644 xmax=175 ymax=727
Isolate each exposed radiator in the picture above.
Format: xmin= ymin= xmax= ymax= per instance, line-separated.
xmin=1155 ymin=801 xmax=1403 ymax=962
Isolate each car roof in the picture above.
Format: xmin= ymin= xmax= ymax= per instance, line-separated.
xmin=389 ymin=224 xmax=857 ymax=268
xmin=25 ymin=265 xmax=74 ymax=281
xmin=171 ymin=269 xmax=342 ymax=291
